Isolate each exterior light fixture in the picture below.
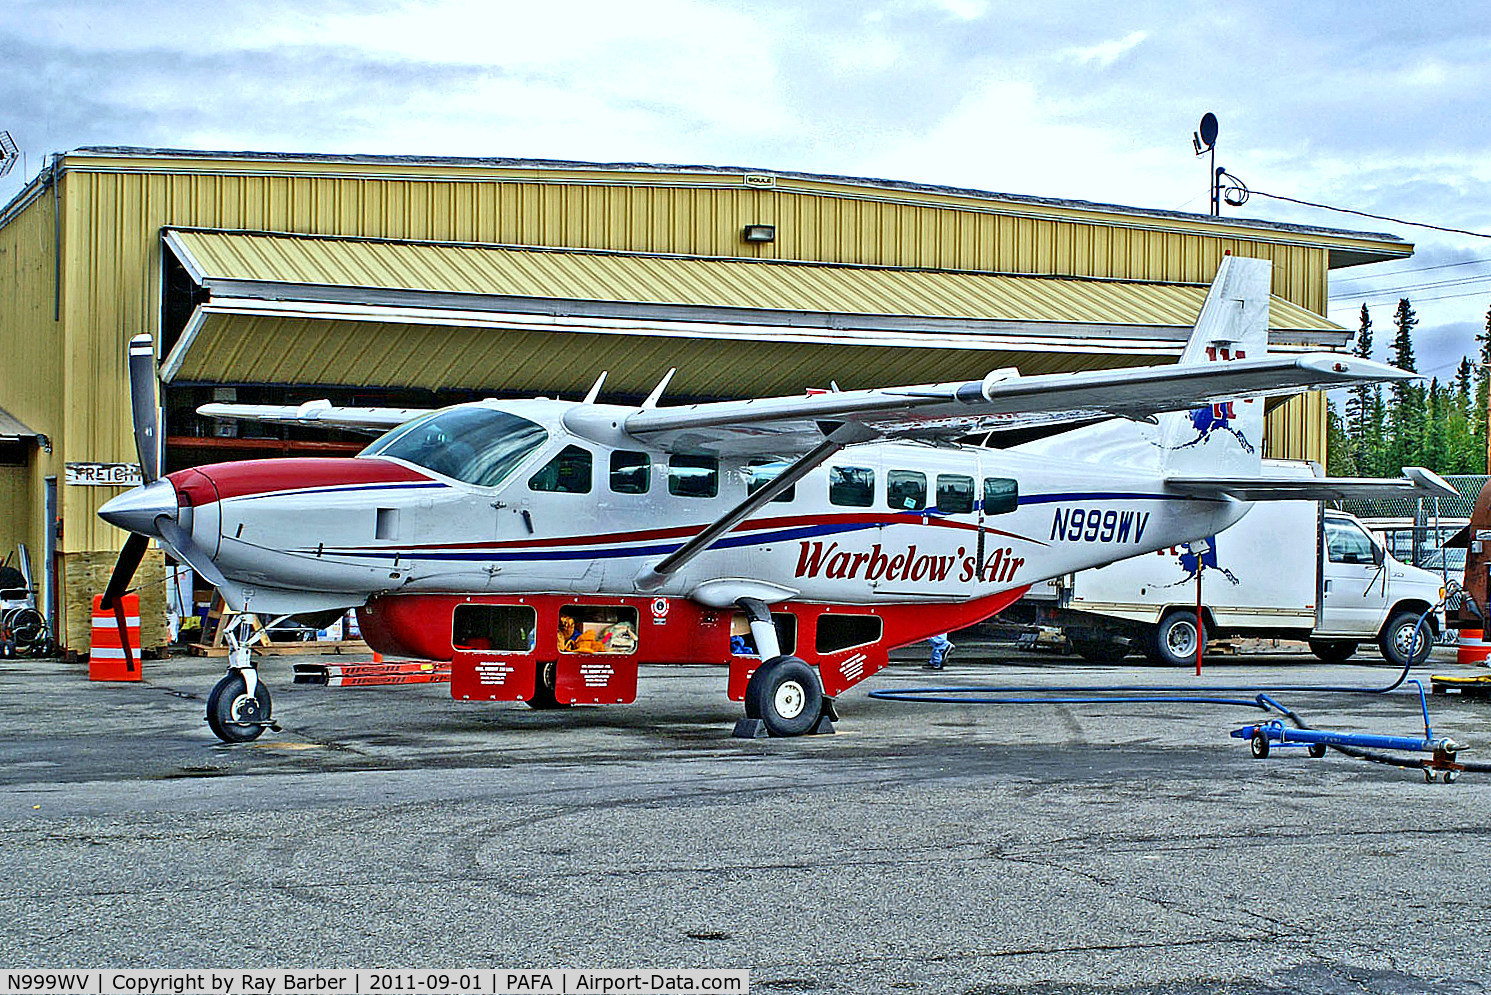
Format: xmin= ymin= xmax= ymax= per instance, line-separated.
xmin=742 ymin=224 xmax=775 ymax=243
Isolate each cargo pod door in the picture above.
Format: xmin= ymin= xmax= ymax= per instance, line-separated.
xmin=555 ymin=602 xmax=641 ymax=704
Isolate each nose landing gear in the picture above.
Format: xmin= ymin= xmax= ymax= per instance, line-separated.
xmin=206 ymin=623 xmax=280 ymax=743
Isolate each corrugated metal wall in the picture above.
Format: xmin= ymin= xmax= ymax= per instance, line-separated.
xmin=0 ymin=186 xmax=63 ymax=568
xmin=54 ymin=157 xmax=1338 ymax=554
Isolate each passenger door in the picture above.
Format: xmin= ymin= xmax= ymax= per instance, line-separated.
xmin=1317 ymin=517 xmax=1387 ymax=635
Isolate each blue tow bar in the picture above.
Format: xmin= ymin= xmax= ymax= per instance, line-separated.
xmin=1231 ymin=681 xmax=1467 ymax=782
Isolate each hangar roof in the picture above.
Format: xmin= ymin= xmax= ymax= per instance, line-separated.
xmin=161 ymin=228 xmax=1346 ymax=396
xmin=63 ymin=146 xmax=1408 ymax=269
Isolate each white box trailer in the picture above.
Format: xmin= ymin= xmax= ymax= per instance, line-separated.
xmin=1045 ymin=461 xmax=1446 ymax=667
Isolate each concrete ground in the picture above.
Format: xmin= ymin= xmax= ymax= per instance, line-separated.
xmin=1 ymin=640 xmax=1488 ymax=995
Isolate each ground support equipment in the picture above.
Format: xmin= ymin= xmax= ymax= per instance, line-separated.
xmin=294 ymin=660 xmax=452 ymax=686
xmin=1231 ymin=682 xmax=1467 ymax=782
xmin=1430 ymin=673 xmax=1491 ymax=700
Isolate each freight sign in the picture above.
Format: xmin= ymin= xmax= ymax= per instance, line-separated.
xmin=66 ymin=462 xmax=142 ymax=487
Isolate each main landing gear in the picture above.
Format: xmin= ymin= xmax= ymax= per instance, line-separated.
xmin=206 ymin=622 xmax=280 ymax=743
xmin=733 ymin=598 xmax=837 ymax=739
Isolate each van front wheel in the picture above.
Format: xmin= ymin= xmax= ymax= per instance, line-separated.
xmin=1379 ymin=611 xmax=1432 ymax=668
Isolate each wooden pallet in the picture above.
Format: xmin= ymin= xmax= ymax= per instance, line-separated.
xmin=190 ymin=639 xmax=371 ymax=658
xmin=1430 ymin=674 xmax=1491 ymax=699
xmin=188 ymin=593 xmax=368 ymax=657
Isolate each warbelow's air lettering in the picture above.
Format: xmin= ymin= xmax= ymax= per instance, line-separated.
xmin=794 ymin=541 xmax=1024 ymax=584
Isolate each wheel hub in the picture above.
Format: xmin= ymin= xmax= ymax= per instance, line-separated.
xmin=231 ymin=694 xmax=267 ymax=724
xmin=774 ymin=681 xmax=806 ymax=720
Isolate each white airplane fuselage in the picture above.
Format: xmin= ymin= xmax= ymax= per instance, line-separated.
xmin=158 ymin=398 xmax=1246 ymax=615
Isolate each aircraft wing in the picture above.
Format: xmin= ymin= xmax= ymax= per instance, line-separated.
xmin=197 ymin=401 xmax=431 ymax=433
xmin=623 ymin=353 xmax=1413 ymax=454
xmin=1164 ymin=466 xmax=1458 ymax=502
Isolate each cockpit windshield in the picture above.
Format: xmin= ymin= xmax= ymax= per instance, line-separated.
xmin=361 ymin=407 xmax=548 ymax=487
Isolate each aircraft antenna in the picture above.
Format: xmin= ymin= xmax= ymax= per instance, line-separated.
xmin=582 ymin=371 xmax=608 ymax=404
xmin=641 ymin=368 xmax=677 ymax=409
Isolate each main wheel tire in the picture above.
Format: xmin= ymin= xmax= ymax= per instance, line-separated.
xmin=1308 ymin=639 xmax=1358 ymax=665
xmin=1379 ymin=611 xmax=1432 ymax=668
xmin=206 ymin=672 xmax=272 ymax=744
xmin=525 ymin=660 xmax=570 ymax=710
xmin=1152 ymin=611 xmax=1204 ymax=668
xmin=748 ymin=656 xmax=823 ymax=737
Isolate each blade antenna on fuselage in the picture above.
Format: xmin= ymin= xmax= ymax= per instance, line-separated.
xmin=642 ymin=368 xmax=677 ymax=409
xmin=582 ymin=371 xmax=608 ymax=404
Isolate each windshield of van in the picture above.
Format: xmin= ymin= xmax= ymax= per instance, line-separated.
xmin=362 ymin=407 xmax=548 ymax=487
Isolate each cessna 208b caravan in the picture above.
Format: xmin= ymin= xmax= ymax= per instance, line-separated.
xmin=98 ymin=256 xmax=1454 ymax=741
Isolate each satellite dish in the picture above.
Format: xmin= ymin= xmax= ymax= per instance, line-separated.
xmin=0 ymin=132 xmax=16 ymax=179
xmin=1197 ymin=113 xmax=1218 ymax=150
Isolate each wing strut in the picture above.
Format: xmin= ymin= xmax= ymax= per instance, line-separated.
xmin=633 ymin=422 xmax=878 ymax=592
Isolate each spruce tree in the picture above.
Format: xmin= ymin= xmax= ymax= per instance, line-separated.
xmin=1477 ymin=304 xmax=1491 ymax=454
xmin=1345 ymin=304 xmax=1374 ymax=469
xmin=1387 ymin=298 xmax=1421 ymax=472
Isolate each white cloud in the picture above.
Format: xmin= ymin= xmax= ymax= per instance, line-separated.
xmin=1064 ymin=30 xmax=1148 ymax=68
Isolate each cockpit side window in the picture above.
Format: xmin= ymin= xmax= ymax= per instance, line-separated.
xmin=361 ymin=407 xmax=548 ymax=487
xmin=529 ymin=445 xmax=594 ymax=494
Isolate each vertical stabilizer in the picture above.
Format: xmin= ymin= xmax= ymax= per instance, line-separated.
xmin=1154 ymin=255 xmax=1270 ymax=478
xmin=1010 ymin=255 xmax=1272 ymax=475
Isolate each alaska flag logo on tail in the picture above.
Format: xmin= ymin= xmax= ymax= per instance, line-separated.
xmin=1153 ymin=255 xmax=1270 ymax=478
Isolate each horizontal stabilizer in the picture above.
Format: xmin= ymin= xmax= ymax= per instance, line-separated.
xmin=1165 ymin=466 xmax=1458 ymax=502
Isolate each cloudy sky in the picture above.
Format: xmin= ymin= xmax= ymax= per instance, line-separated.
xmin=3 ymin=0 xmax=1489 ymax=380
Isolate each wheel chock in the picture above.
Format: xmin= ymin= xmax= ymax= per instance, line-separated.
xmin=732 ymin=718 xmax=769 ymax=739
xmin=807 ymin=714 xmax=836 ymax=735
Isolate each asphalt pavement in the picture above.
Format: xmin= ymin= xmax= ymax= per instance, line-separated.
xmin=2 ymin=641 xmax=1489 ymax=995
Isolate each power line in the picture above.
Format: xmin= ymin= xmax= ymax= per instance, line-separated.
xmin=1328 ymin=288 xmax=1491 ymax=308
xmin=1332 ymin=255 xmax=1491 ymax=286
xmin=1328 ymin=274 xmax=1491 ymax=300
xmin=1250 ymin=188 xmax=1491 ymax=239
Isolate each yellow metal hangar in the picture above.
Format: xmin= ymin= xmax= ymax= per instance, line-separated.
xmin=0 ymin=146 xmax=1411 ymax=653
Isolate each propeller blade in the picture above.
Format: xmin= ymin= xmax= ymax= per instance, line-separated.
xmin=101 ymin=532 xmax=148 ymax=674
xmin=101 ymin=533 xmax=148 ymax=610
xmin=156 ymin=517 xmax=231 ymax=593
xmin=128 ymin=333 xmax=160 ymax=483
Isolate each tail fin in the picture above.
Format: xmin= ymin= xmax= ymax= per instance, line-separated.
xmin=1153 ymin=255 xmax=1270 ymax=478
xmin=1010 ymin=255 xmax=1272 ymax=475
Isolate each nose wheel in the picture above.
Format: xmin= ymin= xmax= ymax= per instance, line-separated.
xmin=206 ymin=626 xmax=280 ymax=743
xmin=206 ymin=669 xmax=278 ymax=742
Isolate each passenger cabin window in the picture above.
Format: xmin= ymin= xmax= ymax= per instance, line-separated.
xmin=362 ymin=406 xmax=548 ymax=487
xmin=983 ymin=477 xmax=1019 ymax=515
xmin=886 ymin=470 xmax=927 ymax=511
xmin=829 ymin=466 xmax=875 ymax=507
xmin=1326 ymin=519 xmax=1377 ymax=564
xmin=747 ymin=460 xmax=796 ymax=503
xmin=669 ymin=455 xmax=718 ymax=498
xmin=610 ymin=451 xmax=650 ymax=494
xmin=936 ymin=474 xmax=975 ymax=514
xmin=529 ymin=445 xmax=593 ymax=493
